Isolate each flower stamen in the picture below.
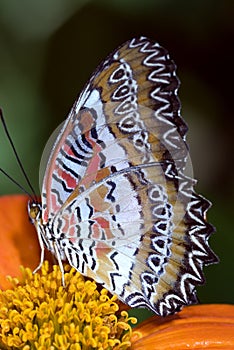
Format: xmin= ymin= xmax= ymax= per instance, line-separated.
xmin=0 ymin=261 xmax=136 ymax=349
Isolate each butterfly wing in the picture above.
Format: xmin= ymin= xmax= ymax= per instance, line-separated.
xmin=40 ymin=37 xmax=217 ymax=315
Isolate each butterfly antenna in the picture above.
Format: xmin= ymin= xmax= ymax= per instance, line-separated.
xmin=0 ymin=167 xmax=35 ymax=201
xmin=0 ymin=108 xmax=37 ymax=200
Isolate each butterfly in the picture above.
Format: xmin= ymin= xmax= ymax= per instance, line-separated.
xmin=28 ymin=36 xmax=218 ymax=316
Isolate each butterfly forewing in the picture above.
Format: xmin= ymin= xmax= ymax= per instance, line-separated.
xmin=41 ymin=37 xmax=187 ymax=221
xmin=38 ymin=36 xmax=218 ymax=316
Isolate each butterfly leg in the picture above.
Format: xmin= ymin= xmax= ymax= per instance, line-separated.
xmin=53 ymin=241 xmax=65 ymax=287
xmin=33 ymin=226 xmax=45 ymax=274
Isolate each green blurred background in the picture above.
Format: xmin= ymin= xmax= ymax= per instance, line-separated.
xmin=0 ymin=0 xmax=233 ymax=318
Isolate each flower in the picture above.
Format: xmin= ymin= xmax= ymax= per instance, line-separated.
xmin=0 ymin=261 xmax=135 ymax=349
xmin=0 ymin=195 xmax=41 ymax=290
xmin=131 ymin=304 xmax=234 ymax=349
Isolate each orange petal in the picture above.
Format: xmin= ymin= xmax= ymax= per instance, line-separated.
xmin=131 ymin=304 xmax=234 ymax=349
xmin=0 ymin=194 xmax=41 ymax=289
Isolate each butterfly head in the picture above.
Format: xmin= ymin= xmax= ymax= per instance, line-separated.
xmin=28 ymin=201 xmax=42 ymax=224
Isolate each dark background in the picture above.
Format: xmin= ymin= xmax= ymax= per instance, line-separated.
xmin=0 ymin=0 xmax=233 ymax=318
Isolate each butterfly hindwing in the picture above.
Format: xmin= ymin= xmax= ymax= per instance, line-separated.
xmin=49 ymin=161 xmax=216 ymax=315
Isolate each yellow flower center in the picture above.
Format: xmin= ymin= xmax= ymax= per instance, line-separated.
xmin=0 ymin=261 xmax=136 ymax=349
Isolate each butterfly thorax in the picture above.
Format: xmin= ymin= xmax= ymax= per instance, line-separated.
xmin=28 ymin=201 xmax=58 ymax=255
